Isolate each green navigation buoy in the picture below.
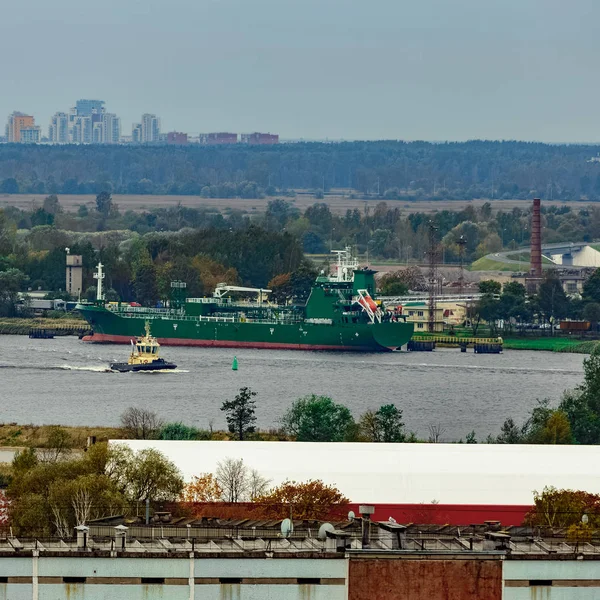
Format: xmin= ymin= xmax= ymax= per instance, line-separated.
xmin=232 ymin=356 xmax=238 ymax=371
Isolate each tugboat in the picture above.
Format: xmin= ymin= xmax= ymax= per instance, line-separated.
xmin=109 ymin=322 xmax=177 ymax=372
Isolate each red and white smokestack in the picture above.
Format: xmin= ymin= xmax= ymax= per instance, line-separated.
xmin=530 ymin=198 xmax=542 ymax=277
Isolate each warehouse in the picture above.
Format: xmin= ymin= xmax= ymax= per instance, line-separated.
xmin=115 ymin=440 xmax=600 ymax=504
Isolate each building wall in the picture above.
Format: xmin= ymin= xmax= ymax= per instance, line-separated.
xmin=504 ymin=560 xmax=600 ymax=600
xmin=348 ymin=556 xmax=503 ymax=600
xmin=0 ymin=554 xmax=346 ymax=600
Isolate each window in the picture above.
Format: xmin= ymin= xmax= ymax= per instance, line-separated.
xmin=220 ymin=578 xmax=242 ymax=584
xmin=63 ymin=577 xmax=86 ymax=584
xmin=529 ymin=580 xmax=552 ymax=586
xmin=417 ymin=311 xmax=424 ymax=317
xmin=408 ymin=311 xmax=414 ymax=316
xmin=298 ymin=578 xmax=321 ymax=585
xmin=0 ymin=577 xmax=8 ymax=583
xmin=141 ymin=578 xmax=165 ymax=585
xmin=417 ymin=323 xmax=423 ymax=329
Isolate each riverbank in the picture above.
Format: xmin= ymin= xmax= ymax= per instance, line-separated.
xmin=0 ymin=317 xmax=89 ymax=336
xmin=503 ymin=337 xmax=599 ymax=353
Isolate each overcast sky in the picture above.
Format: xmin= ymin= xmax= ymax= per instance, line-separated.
xmin=1 ymin=0 xmax=598 ymax=142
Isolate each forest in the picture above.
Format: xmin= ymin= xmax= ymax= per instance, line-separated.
xmin=2 ymin=140 xmax=600 ymax=200
xmin=1 ymin=190 xmax=600 ymax=315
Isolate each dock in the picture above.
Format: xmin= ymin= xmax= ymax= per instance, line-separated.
xmin=408 ymin=335 xmax=503 ymax=354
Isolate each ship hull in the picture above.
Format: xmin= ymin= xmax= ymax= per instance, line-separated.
xmin=79 ymin=306 xmax=413 ymax=352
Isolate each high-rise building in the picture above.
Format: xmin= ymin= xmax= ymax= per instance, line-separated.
xmin=49 ymin=112 xmax=69 ymax=144
xmin=67 ymin=100 xmax=106 ymax=143
xmin=101 ymin=113 xmax=121 ymax=144
xmin=71 ymin=116 xmax=92 ymax=144
xmin=132 ymin=123 xmax=142 ymax=143
xmin=19 ymin=127 xmax=41 ymax=144
xmin=75 ymin=99 xmax=105 ymax=117
xmin=140 ymin=114 xmax=160 ymax=143
xmin=6 ymin=112 xmax=35 ymax=143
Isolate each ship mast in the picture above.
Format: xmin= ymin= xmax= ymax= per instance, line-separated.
xmin=93 ymin=262 xmax=105 ymax=302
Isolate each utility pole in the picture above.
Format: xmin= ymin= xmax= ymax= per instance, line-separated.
xmin=457 ymin=235 xmax=466 ymax=298
xmin=427 ymin=222 xmax=439 ymax=333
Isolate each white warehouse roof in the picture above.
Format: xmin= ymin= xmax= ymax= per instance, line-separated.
xmin=112 ymin=440 xmax=600 ymax=505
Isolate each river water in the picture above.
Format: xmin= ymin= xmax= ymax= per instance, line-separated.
xmin=0 ymin=335 xmax=585 ymax=441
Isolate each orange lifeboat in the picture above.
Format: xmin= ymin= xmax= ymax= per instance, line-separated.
xmin=359 ymin=293 xmax=378 ymax=313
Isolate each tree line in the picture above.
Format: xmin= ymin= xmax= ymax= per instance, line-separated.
xmin=3 ymin=140 xmax=600 ymax=201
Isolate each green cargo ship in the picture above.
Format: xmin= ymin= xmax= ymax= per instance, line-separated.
xmin=77 ymin=249 xmax=413 ymax=352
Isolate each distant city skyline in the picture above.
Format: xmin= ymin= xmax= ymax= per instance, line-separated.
xmin=3 ymin=99 xmax=280 ymax=145
xmin=2 ymin=0 xmax=600 ymax=142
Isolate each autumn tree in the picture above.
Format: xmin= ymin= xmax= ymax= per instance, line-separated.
xmin=181 ymin=474 xmax=223 ymax=502
xmin=525 ymin=487 xmax=600 ymax=528
xmin=254 ymin=480 xmax=350 ymax=520
xmin=221 ymin=387 xmax=257 ymax=441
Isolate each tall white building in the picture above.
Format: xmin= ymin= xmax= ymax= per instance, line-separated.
xmin=71 ymin=116 xmax=92 ymax=144
xmin=132 ymin=123 xmax=142 ymax=143
xmin=140 ymin=113 xmax=160 ymax=143
xmin=19 ymin=127 xmax=41 ymax=144
xmin=48 ymin=112 xmax=69 ymax=144
xmin=101 ymin=113 xmax=121 ymax=144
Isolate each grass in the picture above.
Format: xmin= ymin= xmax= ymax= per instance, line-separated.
xmin=503 ymin=337 xmax=590 ymax=352
xmin=0 ymin=423 xmax=123 ymax=449
xmin=470 ymin=257 xmax=525 ymax=272
xmin=0 ymin=317 xmax=88 ymax=335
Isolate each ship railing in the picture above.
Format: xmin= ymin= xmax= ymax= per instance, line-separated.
xmin=108 ymin=306 xmax=178 ymax=315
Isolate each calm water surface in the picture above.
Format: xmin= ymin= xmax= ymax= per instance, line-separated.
xmin=0 ymin=335 xmax=585 ymax=441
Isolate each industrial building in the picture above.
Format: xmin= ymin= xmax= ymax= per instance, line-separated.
xmin=1 ymin=518 xmax=600 ymax=599
xmin=114 ymin=441 xmax=600 ymax=525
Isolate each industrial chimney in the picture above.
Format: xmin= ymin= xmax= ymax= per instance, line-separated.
xmin=530 ymin=198 xmax=542 ymax=277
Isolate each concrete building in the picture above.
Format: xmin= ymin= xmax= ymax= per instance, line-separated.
xmin=198 ymin=132 xmax=237 ymax=145
xmin=18 ymin=126 xmax=41 ymax=144
xmin=75 ymin=99 xmax=105 ymax=117
xmin=167 ymin=131 xmax=188 ymax=144
xmin=1 ymin=519 xmax=600 ymax=600
xmin=131 ymin=123 xmax=142 ymax=143
xmin=400 ymin=301 xmax=446 ymax=332
xmin=65 ymin=253 xmax=83 ymax=297
xmin=70 ymin=116 xmax=92 ymax=144
xmin=6 ymin=112 xmax=36 ymax=143
xmin=48 ymin=112 xmax=69 ymax=143
xmin=240 ymin=132 xmax=279 ymax=144
xmin=100 ymin=112 xmax=121 ymax=144
xmin=141 ymin=113 xmax=160 ymax=143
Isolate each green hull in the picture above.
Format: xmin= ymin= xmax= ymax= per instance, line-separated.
xmin=78 ymin=305 xmax=414 ymax=352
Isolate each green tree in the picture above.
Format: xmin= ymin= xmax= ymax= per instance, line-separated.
xmin=538 ymin=272 xmax=570 ymax=321
xmin=281 ymin=395 xmax=355 ymax=442
xmin=478 ymin=280 xmax=502 ymax=295
xmin=583 ymin=269 xmax=600 ymax=303
xmin=496 ymin=418 xmax=524 ymax=443
xmin=583 ymin=302 xmax=600 ymax=325
xmin=359 ymin=404 xmax=406 ymax=442
xmin=221 ymin=387 xmax=257 ymax=441
xmin=121 ymin=447 xmax=184 ymax=502
xmin=159 ymin=422 xmax=203 ymax=440
xmin=1 ymin=178 xmax=19 ymax=194
xmin=95 ymin=191 xmax=113 ymax=216
xmin=0 ymin=268 xmax=27 ymax=317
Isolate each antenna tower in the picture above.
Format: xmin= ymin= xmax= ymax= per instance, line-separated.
xmin=427 ymin=222 xmax=439 ymax=333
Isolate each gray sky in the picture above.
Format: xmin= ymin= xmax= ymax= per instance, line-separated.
xmin=1 ymin=0 xmax=598 ymax=142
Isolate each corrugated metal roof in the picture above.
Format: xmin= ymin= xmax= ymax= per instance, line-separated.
xmin=111 ymin=441 xmax=600 ymax=505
